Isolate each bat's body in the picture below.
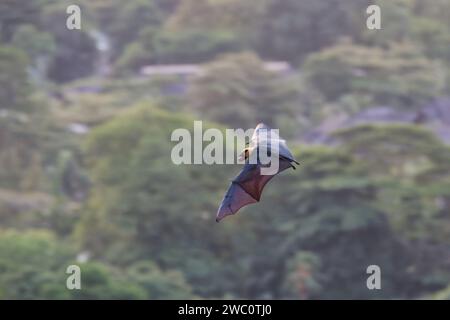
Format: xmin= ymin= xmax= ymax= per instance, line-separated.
xmin=216 ymin=123 xmax=299 ymax=222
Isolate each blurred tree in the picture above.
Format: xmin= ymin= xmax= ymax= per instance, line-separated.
xmin=304 ymin=40 xmax=445 ymax=108
xmin=53 ymin=150 xmax=90 ymax=202
xmin=188 ymin=52 xmax=301 ymax=130
xmin=412 ymin=0 xmax=450 ymax=31
xmin=0 ymin=46 xmax=47 ymax=191
xmin=151 ymin=29 xmax=241 ymax=64
xmin=98 ymin=0 xmax=165 ymax=61
xmin=79 ymin=107 xmax=437 ymax=298
xmin=165 ymin=0 xmax=266 ymax=46
xmin=115 ymin=41 xmax=153 ymax=75
xmin=0 ymin=230 xmax=195 ymax=299
xmin=0 ymin=45 xmax=31 ymax=111
xmin=360 ymin=0 xmax=414 ymax=47
xmin=0 ymin=230 xmax=74 ymax=299
xmin=281 ymin=251 xmax=322 ymax=299
xmin=116 ymin=27 xmax=242 ymax=74
xmin=0 ymin=55 xmax=55 ymax=192
xmin=1 ymin=0 xmax=450 ymax=301
xmin=411 ymin=17 xmax=450 ymax=61
xmin=67 ymin=262 xmax=147 ymax=300
xmin=239 ymin=146 xmax=416 ymax=299
xmin=46 ymin=32 xmax=97 ymax=83
xmin=431 ymin=284 xmax=450 ymax=300
xmin=333 ymin=124 xmax=450 ymax=293
xmin=11 ymin=24 xmax=55 ymax=79
xmin=42 ymin=4 xmax=97 ymax=82
xmin=76 ymin=104 xmax=236 ymax=298
xmin=256 ymin=0 xmax=371 ymax=63
xmin=333 ymin=124 xmax=450 ymax=178
xmin=334 ymin=124 xmax=450 ymax=233
xmin=0 ymin=0 xmax=41 ymax=42
xmin=126 ymin=261 xmax=194 ymax=299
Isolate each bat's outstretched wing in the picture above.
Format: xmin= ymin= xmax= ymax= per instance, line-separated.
xmin=216 ymin=158 xmax=294 ymax=222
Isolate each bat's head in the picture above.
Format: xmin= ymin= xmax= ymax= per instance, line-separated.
xmin=238 ymin=147 xmax=251 ymax=162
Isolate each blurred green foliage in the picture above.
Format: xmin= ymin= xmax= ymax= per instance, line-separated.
xmin=188 ymin=52 xmax=302 ymax=130
xmin=0 ymin=0 xmax=450 ymax=300
xmin=304 ymin=40 xmax=445 ymax=108
xmin=0 ymin=46 xmax=31 ymax=111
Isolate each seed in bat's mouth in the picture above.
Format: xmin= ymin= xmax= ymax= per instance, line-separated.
xmin=238 ymin=148 xmax=250 ymax=161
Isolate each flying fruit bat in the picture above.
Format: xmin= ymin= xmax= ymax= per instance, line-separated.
xmin=216 ymin=123 xmax=299 ymax=222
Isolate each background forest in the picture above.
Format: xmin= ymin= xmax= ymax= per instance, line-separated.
xmin=0 ymin=0 xmax=450 ymax=299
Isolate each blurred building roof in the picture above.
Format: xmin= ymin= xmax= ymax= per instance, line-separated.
xmin=141 ymin=64 xmax=203 ymax=76
xmin=140 ymin=61 xmax=291 ymax=77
